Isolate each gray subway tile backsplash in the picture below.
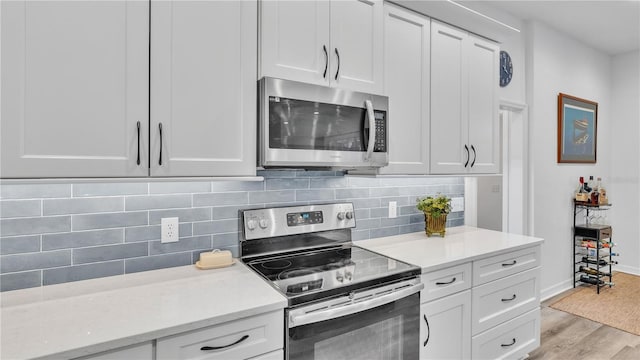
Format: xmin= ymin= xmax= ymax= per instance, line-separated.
xmin=0 ymin=171 xmax=463 ymax=291
xmin=43 ymin=261 xmax=124 ymax=286
xmin=73 ymin=243 xmax=148 ymax=264
xmin=149 ymin=235 xmax=212 ymax=255
xmin=125 ymin=252 xmax=192 ymax=274
xmin=0 ymin=200 xmax=41 ymax=218
xmin=43 ymin=197 xmax=123 ymax=216
xmin=1 ymin=271 xmax=42 ymax=291
xmin=1 ymin=184 xmax=71 ymax=199
xmin=0 ymin=235 xmax=41 ymax=255
xmin=72 ymin=211 xmax=148 ymax=231
xmin=1 ymin=250 xmax=71 ymax=274
xmin=72 ymin=183 xmax=148 ymax=197
xmin=1 ymin=216 xmax=71 ymax=237
xmin=42 ymin=229 xmax=123 ymax=251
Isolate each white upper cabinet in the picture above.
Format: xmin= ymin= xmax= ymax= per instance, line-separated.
xmin=260 ymin=0 xmax=383 ymax=94
xmin=430 ymin=21 xmax=499 ymax=174
xmin=467 ymin=36 xmax=500 ymax=174
xmin=379 ymin=3 xmax=430 ymax=174
xmin=1 ymin=0 xmax=149 ymax=178
xmin=150 ymin=0 xmax=257 ymax=177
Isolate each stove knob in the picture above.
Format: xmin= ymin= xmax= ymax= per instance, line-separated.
xmin=337 ymin=212 xmax=345 ymax=220
xmin=345 ymin=211 xmax=354 ymax=220
xmin=246 ymin=220 xmax=257 ymax=230
xmin=259 ymin=219 xmax=269 ymax=229
xmin=336 ymin=272 xmax=344 ymax=283
xmin=345 ymin=271 xmax=353 ymax=281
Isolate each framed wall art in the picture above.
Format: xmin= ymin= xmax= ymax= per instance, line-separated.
xmin=557 ymin=93 xmax=598 ymax=163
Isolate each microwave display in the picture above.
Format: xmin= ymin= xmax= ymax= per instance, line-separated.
xmin=268 ymin=97 xmax=386 ymax=153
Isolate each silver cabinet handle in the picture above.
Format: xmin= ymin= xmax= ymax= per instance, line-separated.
xmin=364 ymin=99 xmax=375 ymax=161
xmin=334 ymin=48 xmax=340 ymax=80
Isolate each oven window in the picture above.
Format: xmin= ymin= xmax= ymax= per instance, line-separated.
xmin=268 ymin=97 xmax=367 ymax=152
xmin=288 ymin=293 xmax=419 ymax=360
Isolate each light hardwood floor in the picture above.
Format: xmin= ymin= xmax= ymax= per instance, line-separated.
xmin=528 ymin=288 xmax=640 ymax=360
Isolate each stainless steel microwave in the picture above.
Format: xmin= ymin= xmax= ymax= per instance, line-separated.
xmin=259 ymin=77 xmax=389 ymax=169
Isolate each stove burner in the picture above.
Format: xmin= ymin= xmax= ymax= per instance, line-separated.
xmin=261 ymin=259 xmax=293 ymax=270
xmin=278 ymin=268 xmax=318 ymax=280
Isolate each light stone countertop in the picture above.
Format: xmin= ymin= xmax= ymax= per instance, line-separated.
xmin=357 ymin=226 xmax=544 ymax=273
xmin=0 ymin=262 xmax=287 ymax=360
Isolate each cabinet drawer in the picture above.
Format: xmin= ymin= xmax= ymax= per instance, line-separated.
xmin=421 ymin=262 xmax=472 ymax=302
xmin=156 ymin=310 xmax=283 ymax=360
xmin=472 ymin=267 xmax=540 ymax=335
xmin=473 ymin=246 xmax=540 ymax=285
xmin=74 ymin=342 xmax=153 ymax=360
xmin=472 ymin=308 xmax=540 ymax=360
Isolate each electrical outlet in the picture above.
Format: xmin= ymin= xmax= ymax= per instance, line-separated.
xmin=451 ymin=197 xmax=465 ymax=212
xmin=388 ymin=201 xmax=397 ymax=218
xmin=161 ymin=217 xmax=179 ymax=243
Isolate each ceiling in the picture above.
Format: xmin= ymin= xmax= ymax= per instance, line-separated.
xmin=473 ymin=0 xmax=640 ymax=55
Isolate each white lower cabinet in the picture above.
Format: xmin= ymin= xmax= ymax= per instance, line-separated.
xmin=419 ymin=245 xmax=542 ymax=360
xmin=472 ymin=309 xmax=540 ymax=360
xmin=420 ymin=290 xmax=471 ymax=360
xmin=73 ymin=342 xmax=153 ymax=360
xmin=156 ymin=310 xmax=283 ymax=360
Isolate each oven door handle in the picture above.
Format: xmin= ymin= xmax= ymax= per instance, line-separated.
xmin=364 ymin=99 xmax=376 ymax=162
xmin=289 ymin=282 xmax=424 ymax=328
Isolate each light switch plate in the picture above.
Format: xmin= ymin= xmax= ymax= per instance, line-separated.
xmin=451 ymin=197 xmax=464 ymax=212
xmin=388 ymin=201 xmax=397 ymax=218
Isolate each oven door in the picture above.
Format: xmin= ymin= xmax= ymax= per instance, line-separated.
xmin=286 ymin=279 xmax=423 ymax=360
xmin=259 ymin=77 xmax=388 ymax=169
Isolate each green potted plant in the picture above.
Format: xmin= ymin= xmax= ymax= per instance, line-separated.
xmin=416 ymin=194 xmax=452 ymax=237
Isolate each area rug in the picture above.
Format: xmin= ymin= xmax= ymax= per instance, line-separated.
xmin=550 ymin=272 xmax=640 ymax=336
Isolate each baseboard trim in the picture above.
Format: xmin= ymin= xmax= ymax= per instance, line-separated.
xmin=614 ymin=265 xmax=640 ymax=276
xmin=541 ymin=279 xmax=573 ymax=302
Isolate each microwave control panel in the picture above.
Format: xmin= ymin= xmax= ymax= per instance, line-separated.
xmin=374 ymin=111 xmax=387 ymax=152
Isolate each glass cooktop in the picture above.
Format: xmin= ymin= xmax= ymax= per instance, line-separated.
xmin=246 ymin=245 xmax=420 ymax=306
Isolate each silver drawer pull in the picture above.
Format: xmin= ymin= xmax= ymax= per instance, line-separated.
xmin=501 ymin=338 xmax=516 ymax=347
xmin=200 ymin=334 xmax=249 ymax=351
xmin=435 ymin=277 xmax=456 ymax=286
xmin=501 ymin=260 xmax=517 ymax=267
xmin=501 ymin=294 xmax=517 ymax=302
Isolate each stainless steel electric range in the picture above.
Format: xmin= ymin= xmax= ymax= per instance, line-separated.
xmin=240 ymin=203 xmax=423 ymax=360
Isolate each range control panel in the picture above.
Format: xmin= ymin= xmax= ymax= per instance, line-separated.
xmin=242 ymin=203 xmax=355 ymax=240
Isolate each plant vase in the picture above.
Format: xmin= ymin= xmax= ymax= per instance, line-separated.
xmin=424 ymin=212 xmax=447 ymax=237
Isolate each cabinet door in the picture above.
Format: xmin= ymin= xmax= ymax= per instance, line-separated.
xmin=330 ymin=0 xmax=383 ymax=94
xmin=1 ymin=0 xmax=149 ymax=178
xmin=151 ymin=0 xmax=257 ymax=176
xmin=260 ymin=0 xmax=330 ymax=85
xmin=420 ymin=290 xmax=471 ymax=360
xmin=468 ymin=35 xmax=500 ymax=174
xmin=379 ymin=4 xmax=430 ymax=175
xmin=430 ymin=21 xmax=468 ymax=174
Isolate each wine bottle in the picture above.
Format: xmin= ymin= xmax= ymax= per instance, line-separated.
xmin=579 ymin=266 xmax=611 ymax=277
xmin=579 ymin=275 xmax=614 ymax=286
xmin=581 ymin=256 xmax=618 ymax=266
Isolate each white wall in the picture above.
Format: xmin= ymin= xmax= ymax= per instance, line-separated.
xmin=610 ymin=50 xmax=640 ymax=275
xmin=527 ymin=21 xmax=612 ymax=299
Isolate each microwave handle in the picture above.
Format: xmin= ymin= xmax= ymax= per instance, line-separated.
xmin=364 ymin=99 xmax=375 ymax=161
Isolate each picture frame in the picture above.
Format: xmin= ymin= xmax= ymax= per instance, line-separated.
xmin=557 ymin=93 xmax=598 ymax=163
